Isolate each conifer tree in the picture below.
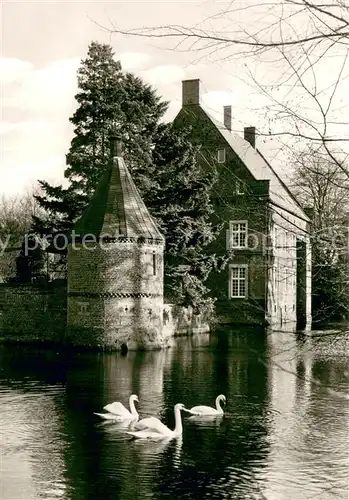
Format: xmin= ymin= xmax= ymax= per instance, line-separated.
xmin=147 ymin=123 xmax=227 ymax=313
xmin=33 ymin=41 xmax=228 ymax=315
xmin=33 ymin=41 xmax=167 ymax=233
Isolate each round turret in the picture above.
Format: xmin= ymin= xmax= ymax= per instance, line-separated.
xmin=67 ymin=140 xmax=165 ymax=350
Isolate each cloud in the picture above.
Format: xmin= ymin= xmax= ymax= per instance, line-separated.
xmin=0 ymin=155 xmax=66 ymax=197
xmin=0 ymin=58 xmax=33 ymax=85
xmin=2 ymin=57 xmax=80 ymax=114
xmin=202 ymin=90 xmax=235 ymax=123
xmin=141 ymin=65 xmax=185 ymax=86
xmin=119 ymin=52 xmax=151 ymax=71
xmin=1 ymin=117 xmax=72 ymax=196
xmin=0 ymin=120 xmax=58 ymax=136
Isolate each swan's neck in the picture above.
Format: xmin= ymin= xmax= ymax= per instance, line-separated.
xmin=173 ymin=407 xmax=183 ymax=435
xmin=129 ymin=398 xmax=138 ymax=416
xmin=215 ymin=397 xmax=223 ymax=413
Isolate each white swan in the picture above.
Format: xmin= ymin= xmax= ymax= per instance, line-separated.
xmin=185 ymin=394 xmax=226 ymax=416
xmin=126 ymin=403 xmax=186 ymax=439
xmin=94 ymin=394 xmax=139 ymax=421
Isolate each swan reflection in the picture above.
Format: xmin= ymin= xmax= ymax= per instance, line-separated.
xmin=133 ymin=435 xmax=183 ymax=469
xmin=187 ymin=414 xmax=224 ymax=429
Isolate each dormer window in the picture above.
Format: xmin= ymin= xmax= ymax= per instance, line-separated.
xmin=217 ymin=148 xmax=226 ymax=163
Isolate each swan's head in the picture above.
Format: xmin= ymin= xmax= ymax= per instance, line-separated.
xmin=174 ymin=403 xmax=186 ymax=411
xmin=218 ymin=394 xmax=226 ymax=404
xmin=130 ymin=394 xmax=139 ymax=403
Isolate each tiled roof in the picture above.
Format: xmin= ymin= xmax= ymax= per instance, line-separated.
xmin=74 ymin=157 xmax=164 ymax=242
xmin=205 ymin=111 xmax=309 ymax=221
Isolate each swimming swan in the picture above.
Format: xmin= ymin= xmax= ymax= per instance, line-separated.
xmin=127 ymin=403 xmax=186 ymax=439
xmin=185 ymin=394 xmax=226 ymax=416
xmin=94 ymin=394 xmax=139 ymax=421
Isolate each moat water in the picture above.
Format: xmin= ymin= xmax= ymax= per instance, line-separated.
xmin=0 ymin=328 xmax=348 ymax=500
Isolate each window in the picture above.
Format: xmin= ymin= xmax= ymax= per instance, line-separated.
xmin=229 ymin=265 xmax=248 ymax=298
xmin=152 ymin=253 xmax=157 ymax=276
xmin=229 ymin=221 xmax=248 ymax=248
xmin=217 ymin=148 xmax=226 ymax=163
xmin=77 ymin=301 xmax=90 ymax=314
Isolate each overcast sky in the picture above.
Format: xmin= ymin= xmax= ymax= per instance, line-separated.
xmin=1 ymin=0 xmax=347 ymax=197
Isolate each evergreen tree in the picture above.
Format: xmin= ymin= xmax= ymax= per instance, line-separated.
xmin=33 ymin=41 xmax=167 ymax=233
xmin=34 ymin=41 xmax=228 ymax=315
xmin=147 ymin=123 xmax=228 ymax=313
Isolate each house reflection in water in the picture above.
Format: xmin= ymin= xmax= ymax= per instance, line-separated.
xmin=264 ymin=330 xmax=348 ymax=499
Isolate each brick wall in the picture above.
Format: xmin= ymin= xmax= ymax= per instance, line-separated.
xmin=0 ymin=283 xmax=209 ymax=349
xmin=175 ymin=105 xmax=312 ymax=328
xmin=0 ymin=282 xmax=67 ymax=342
xmin=67 ymin=241 xmax=167 ymax=349
xmin=175 ymin=106 xmax=270 ymax=325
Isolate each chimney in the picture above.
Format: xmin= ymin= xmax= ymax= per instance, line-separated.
xmin=182 ymin=79 xmax=201 ymax=106
xmin=244 ymin=126 xmax=256 ymax=148
xmin=223 ymin=106 xmax=232 ymax=131
xmin=110 ymin=135 xmax=123 ymax=157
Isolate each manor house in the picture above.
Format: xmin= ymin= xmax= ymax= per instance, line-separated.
xmin=174 ymin=79 xmax=312 ymax=328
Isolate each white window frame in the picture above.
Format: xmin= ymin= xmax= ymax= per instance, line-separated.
xmin=229 ymin=264 xmax=248 ymax=299
xmin=229 ymin=220 xmax=248 ymax=249
xmin=217 ymin=148 xmax=226 ymax=163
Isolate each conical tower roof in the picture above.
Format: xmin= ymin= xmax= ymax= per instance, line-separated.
xmin=74 ymin=148 xmax=164 ymax=243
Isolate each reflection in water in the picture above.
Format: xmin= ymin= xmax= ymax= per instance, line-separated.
xmin=0 ymin=328 xmax=348 ymax=500
xmin=265 ymin=331 xmax=349 ymax=500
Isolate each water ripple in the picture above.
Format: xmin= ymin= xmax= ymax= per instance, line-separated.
xmin=0 ymin=334 xmax=348 ymax=500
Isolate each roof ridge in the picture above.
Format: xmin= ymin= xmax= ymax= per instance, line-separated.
xmin=256 ymin=149 xmax=309 ymax=219
xmin=200 ymin=107 xmax=308 ymax=221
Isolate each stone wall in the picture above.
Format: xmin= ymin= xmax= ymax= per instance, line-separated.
xmin=175 ymin=105 xmax=312 ymax=329
xmin=0 ymin=285 xmax=209 ymax=348
xmin=0 ymin=282 xmax=67 ymax=342
xmin=175 ymin=106 xmax=271 ymax=326
xmin=162 ymin=303 xmax=210 ymax=338
xmin=267 ymin=209 xmax=312 ymax=329
xmin=67 ymin=241 xmax=166 ymax=350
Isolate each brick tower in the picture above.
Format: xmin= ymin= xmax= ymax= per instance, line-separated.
xmin=66 ymin=137 xmax=166 ymax=350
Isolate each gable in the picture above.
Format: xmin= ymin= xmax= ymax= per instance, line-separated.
xmin=175 ymin=105 xmax=309 ymax=222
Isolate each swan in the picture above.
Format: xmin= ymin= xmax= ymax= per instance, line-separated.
xmin=126 ymin=403 xmax=186 ymax=439
xmin=94 ymin=394 xmax=139 ymax=421
xmin=185 ymin=394 xmax=226 ymax=416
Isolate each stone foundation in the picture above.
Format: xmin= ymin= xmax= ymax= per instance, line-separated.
xmin=162 ymin=303 xmax=210 ymax=338
xmin=0 ymin=282 xmax=67 ymax=343
xmin=0 ymin=285 xmax=209 ymax=350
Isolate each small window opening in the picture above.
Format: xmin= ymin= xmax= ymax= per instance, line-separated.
xmin=217 ymin=148 xmax=226 ymax=163
xmin=152 ymin=253 xmax=156 ymax=276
